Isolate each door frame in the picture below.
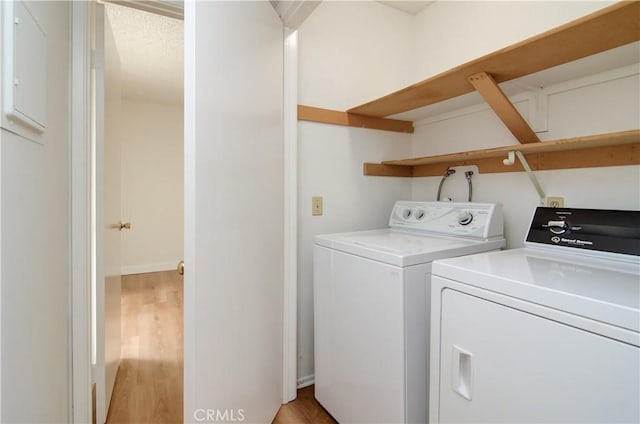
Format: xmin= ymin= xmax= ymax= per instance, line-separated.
xmin=70 ymin=1 xmax=93 ymax=422
xmin=71 ymin=3 xmax=107 ymax=420
xmin=282 ymin=27 xmax=298 ymax=404
xmin=69 ymin=3 xmax=299 ymax=420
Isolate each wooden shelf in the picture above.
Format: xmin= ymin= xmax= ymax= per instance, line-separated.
xmin=297 ymin=105 xmax=414 ymax=133
xmin=296 ymin=3 xmax=640 ymax=177
xmin=364 ymin=130 xmax=640 ymax=177
xmin=348 ymin=1 xmax=640 ymax=118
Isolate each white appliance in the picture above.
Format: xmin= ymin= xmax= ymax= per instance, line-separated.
xmin=430 ymin=207 xmax=640 ymax=423
xmin=314 ymin=201 xmax=505 ymax=423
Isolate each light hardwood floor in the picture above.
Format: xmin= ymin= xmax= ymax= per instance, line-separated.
xmin=107 ymin=271 xmax=183 ymax=423
xmin=106 ymin=270 xmax=335 ymax=423
xmin=273 ymin=386 xmax=337 ymax=424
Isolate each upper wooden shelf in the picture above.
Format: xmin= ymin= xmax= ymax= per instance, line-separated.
xmin=348 ymin=1 xmax=640 ymax=118
xmin=297 ymin=105 xmax=414 ymax=133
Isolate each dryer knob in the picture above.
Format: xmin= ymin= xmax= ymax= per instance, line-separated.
xmin=548 ymin=220 xmax=568 ymax=234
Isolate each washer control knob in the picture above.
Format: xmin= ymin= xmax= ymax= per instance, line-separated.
xmin=458 ymin=211 xmax=473 ymax=226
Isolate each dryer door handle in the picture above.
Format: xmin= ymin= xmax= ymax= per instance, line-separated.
xmin=452 ymin=345 xmax=473 ymax=401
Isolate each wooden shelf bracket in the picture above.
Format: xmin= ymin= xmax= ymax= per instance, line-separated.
xmin=468 ymin=71 xmax=540 ymax=144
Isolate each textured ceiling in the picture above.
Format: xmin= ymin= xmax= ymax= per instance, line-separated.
xmin=102 ymin=0 xmax=430 ymax=104
xmin=105 ymin=2 xmax=183 ymax=104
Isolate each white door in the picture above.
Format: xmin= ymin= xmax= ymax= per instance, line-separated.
xmin=93 ymin=4 xmax=122 ymax=423
xmin=184 ymin=1 xmax=284 ymax=422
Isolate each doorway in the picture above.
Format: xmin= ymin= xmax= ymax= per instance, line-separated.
xmin=73 ymin=1 xmax=301 ymax=422
xmin=91 ymin=3 xmax=184 ymax=422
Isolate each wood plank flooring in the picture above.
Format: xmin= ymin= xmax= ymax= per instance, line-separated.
xmin=106 ymin=270 xmax=335 ymax=423
xmin=107 ymin=271 xmax=184 ymax=423
xmin=273 ymin=386 xmax=337 ymax=424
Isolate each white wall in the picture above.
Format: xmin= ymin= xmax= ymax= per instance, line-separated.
xmin=297 ymin=0 xmax=640 ymax=385
xmin=120 ymin=99 xmax=184 ymax=275
xmin=413 ymin=1 xmax=616 ymax=81
xmin=296 ymin=1 xmax=415 ymax=384
xmin=299 ymin=1 xmax=416 ymax=110
xmin=410 ymin=2 xmax=640 ymax=248
xmin=1 ymin=2 xmax=71 ymax=421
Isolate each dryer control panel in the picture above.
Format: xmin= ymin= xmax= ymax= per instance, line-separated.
xmin=525 ymin=207 xmax=640 ymax=258
xmin=389 ymin=201 xmax=503 ymax=240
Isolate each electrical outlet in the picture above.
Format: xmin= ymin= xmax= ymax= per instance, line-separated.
xmin=312 ymin=196 xmax=323 ymax=216
xmin=546 ymin=196 xmax=565 ymax=208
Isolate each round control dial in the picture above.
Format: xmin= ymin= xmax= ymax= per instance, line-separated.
xmin=458 ymin=211 xmax=473 ymax=226
xmin=548 ymin=220 xmax=568 ymax=235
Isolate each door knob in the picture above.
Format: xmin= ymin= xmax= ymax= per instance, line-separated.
xmin=119 ymin=221 xmax=131 ymax=231
xmin=177 ymin=260 xmax=184 ymax=275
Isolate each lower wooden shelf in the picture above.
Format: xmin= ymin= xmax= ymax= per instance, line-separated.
xmin=363 ymin=129 xmax=640 ymax=177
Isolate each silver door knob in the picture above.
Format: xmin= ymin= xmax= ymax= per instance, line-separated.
xmin=177 ymin=260 xmax=184 ymax=275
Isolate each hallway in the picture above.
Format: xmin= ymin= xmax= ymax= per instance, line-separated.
xmin=105 ymin=270 xmax=334 ymax=423
xmin=107 ymin=271 xmax=183 ymax=423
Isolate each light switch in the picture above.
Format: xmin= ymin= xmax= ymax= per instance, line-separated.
xmin=312 ymin=196 xmax=323 ymax=216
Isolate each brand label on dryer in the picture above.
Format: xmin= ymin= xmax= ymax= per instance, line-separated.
xmin=555 ymin=237 xmax=594 ymax=246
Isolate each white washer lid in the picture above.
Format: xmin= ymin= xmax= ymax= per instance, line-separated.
xmin=315 ymin=229 xmax=506 ymax=267
xmin=432 ymin=248 xmax=640 ymax=333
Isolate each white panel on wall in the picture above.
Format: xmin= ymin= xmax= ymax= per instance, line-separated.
xmin=545 ymin=73 xmax=640 ymax=140
xmin=411 ymin=98 xmax=532 ymax=158
xmin=1 ymin=0 xmax=47 ymax=142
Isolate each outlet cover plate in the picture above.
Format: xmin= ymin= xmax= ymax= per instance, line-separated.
xmin=546 ymin=196 xmax=565 ymax=208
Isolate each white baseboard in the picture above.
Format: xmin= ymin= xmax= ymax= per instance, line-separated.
xmin=296 ymin=374 xmax=314 ymax=389
xmin=121 ymin=262 xmax=178 ymax=276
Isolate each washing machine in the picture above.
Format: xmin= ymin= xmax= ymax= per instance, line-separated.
xmin=313 ymin=201 xmax=505 ymax=423
xmin=429 ymin=207 xmax=640 ymax=423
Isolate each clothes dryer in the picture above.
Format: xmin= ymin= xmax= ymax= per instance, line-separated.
xmin=429 ymin=207 xmax=640 ymax=423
